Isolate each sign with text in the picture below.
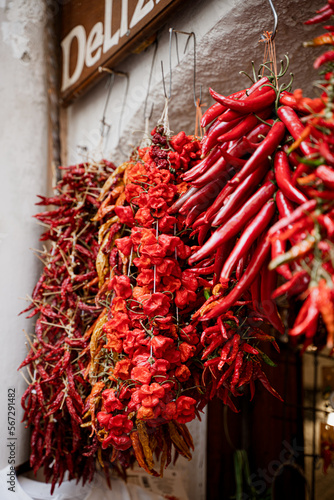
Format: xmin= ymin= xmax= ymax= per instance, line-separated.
xmin=60 ymin=0 xmax=180 ymax=105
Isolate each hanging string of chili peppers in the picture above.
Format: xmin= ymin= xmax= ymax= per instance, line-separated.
xmin=83 ymin=128 xmax=205 ymax=475
xmin=19 ymin=159 xmax=116 ymax=492
xmin=173 ymin=18 xmax=334 ymax=355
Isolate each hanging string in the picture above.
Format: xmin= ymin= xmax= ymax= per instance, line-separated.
xmin=260 ymin=31 xmax=278 ymax=89
xmin=158 ymin=75 xmax=172 ymax=138
xmin=260 ymin=0 xmax=279 ymax=89
xmin=194 ymin=98 xmax=206 ymax=139
xmin=159 ymin=28 xmax=174 ymax=137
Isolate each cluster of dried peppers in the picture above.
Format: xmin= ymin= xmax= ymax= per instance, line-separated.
xmin=83 ymin=130 xmax=205 ymax=475
xmin=19 ymin=160 xmax=115 ymax=492
xmin=172 ymin=40 xmax=334 ymax=354
xmin=268 ymin=5 xmax=334 ymax=351
xmin=20 ymin=118 xmax=285 ymax=488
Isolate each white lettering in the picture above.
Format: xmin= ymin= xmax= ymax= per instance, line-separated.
xmin=86 ymin=22 xmax=103 ymax=67
xmin=130 ymin=0 xmax=154 ymax=29
xmin=103 ymin=0 xmax=120 ymax=52
xmin=120 ymin=0 xmax=128 ymax=37
xmin=61 ymin=25 xmax=86 ymax=91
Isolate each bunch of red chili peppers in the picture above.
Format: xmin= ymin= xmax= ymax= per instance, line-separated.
xmin=83 ymin=130 xmax=206 ymax=475
xmin=172 ymin=40 xmax=334 ymax=354
xmin=19 ymin=160 xmax=116 ymax=492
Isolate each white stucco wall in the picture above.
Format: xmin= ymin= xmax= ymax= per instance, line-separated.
xmin=0 ymin=0 xmax=48 ymax=469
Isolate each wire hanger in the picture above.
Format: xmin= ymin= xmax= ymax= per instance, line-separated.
xmin=160 ymin=28 xmax=201 ymax=136
xmin=143 ymin=40 xmax=158 ymax=122
xmin=162 ymin=28 xmax=201 ymax=107
xmin=141 ymin=40 xmax=159 ymax=147
xmin=170 ymin=28 xmax=201 ymax=108
xmin=99 ymin=70 xmax=115 ymax=141
xmin=98 ymin=66 xmax=129 ymax=157
xmin=261 ymin=0 xmax=278 ymax=41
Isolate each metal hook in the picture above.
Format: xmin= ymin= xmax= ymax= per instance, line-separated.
xmin=169 ymin=29 xmax=199 ymax=107
xmin=262 ymin=0 xmax=278 ymax=41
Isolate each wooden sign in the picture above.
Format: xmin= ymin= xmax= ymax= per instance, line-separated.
xmin=60 ymin=0 xmax=181 ymax=105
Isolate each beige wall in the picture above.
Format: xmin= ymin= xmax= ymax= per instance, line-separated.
xmin=0 ymin=0 xmax=48 ymax=470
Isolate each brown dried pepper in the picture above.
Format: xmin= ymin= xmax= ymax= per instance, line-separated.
xmin=137 ymin=420 xmax=155 ymax=470
xmin=130 ymin=431 xmax=159 ymax=476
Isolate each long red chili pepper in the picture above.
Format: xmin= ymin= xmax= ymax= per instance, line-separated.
xmin=201 ymin=102 xmax=226 ymax=128
xmin=318 ymin=213 xmax=334 ymax=237
xmin=217 ymin=109 xmax=272 ymax=143
xmin=219 ymin=149 xmax=247 ymax=169
xmin=279 ymin=91 xmax=324 ymax=114
xmin=271 ymin=237 xmax=292 ymax=281
xmin=201 ymin=236 xmax=271 ymax=320
xmin=246 ymin=120 xmax=273 ymax=142
xmin=319 ymin=142 xmax=334 ymax=165
xmin=271 ymin=270 xmax=310 ymax=299
xmin=315 ymin=164 xmax=334 ymax=188
xmin=213 ymin=239 xmax=235 ymax=285
xmin=192 ymin=135 xmax=261 ymax=188
xmin=291 ymin=163 xmax=311 ymax=185
xmin=250 ymin=272 xmax=261 ymax=313
xmin=269 ymin=235 xmax=316 ymax=269
xmin=276 ymin=217 xmax=314 ymax=243
xmin=179 ymin=178 xmax=221 ymax=214
xmin=201 ymin=117 xmax=243 ymax=156
xmin=268 ymin=199 xmax=317 ymax=237
xmin=220 ymin=200 xmax=275 ymax=282
xmin=191 ymin=142 xmax=239 ymax=188
xmin=253 ymin=365 xmax=283 ymax=401
xmin=215 ymin=77 xmax=271 ymax=122
xmin=189 ymin=184 xmax=274 ymax=265
xmin=260 ymin=256 xmax=284 ymax=334
xmin=209 ymin=86 xmax=276 ymax=114
xmin=305 ymin=7 xmax=334 ymax=25
xmin=277 ymin=106 xmax=317 ymax=157
xmin=201 ymin=89 xmax=247 ymax=127
xmin=229 ymin=121 xmax=286 ymax=186
xmin=210 ymin=165 xmax=271 ymax=227
xmin=274 ymin=151 xmax=309 ymax=204
xmin=289 ymin=288 xmax=320 ymax=337
xmin=301 ymin=186 xmax=334 ymax=200
xmin=182 ymin=145 xmax=222 ymax=182
xmin=168 ymin=186 xmax=198 ymax=213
